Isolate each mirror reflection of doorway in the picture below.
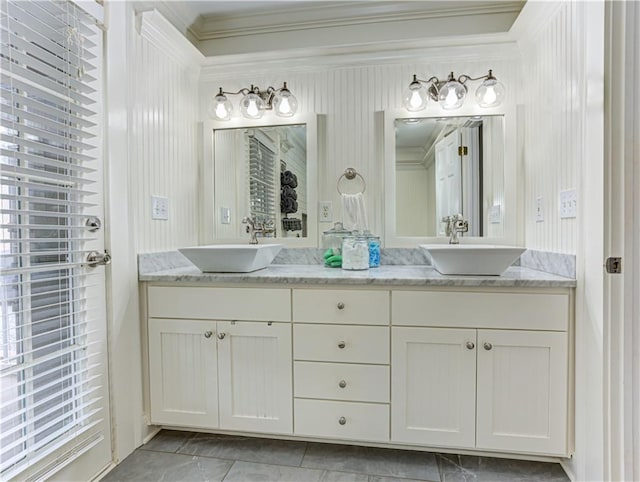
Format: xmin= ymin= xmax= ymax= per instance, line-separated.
xmin=435 ymin=124 xmax=483 ymax=237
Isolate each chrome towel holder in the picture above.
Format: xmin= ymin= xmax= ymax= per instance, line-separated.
xmin=337 ymin=167 xmax=366 ymax=194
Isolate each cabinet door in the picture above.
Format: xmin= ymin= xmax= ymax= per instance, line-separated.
xmin=476 ymin=329 xmax=568 ymax=455
xmin=148 ymin=318 xmax=218 ymax=428
xmin=217 ymin=321 xmax=293 ymax=434
xmin=391 ymin=327 xmax=477 ymax=448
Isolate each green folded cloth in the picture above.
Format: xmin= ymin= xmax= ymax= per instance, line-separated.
xmin=325 ymin=254 xmax=342 ymax=267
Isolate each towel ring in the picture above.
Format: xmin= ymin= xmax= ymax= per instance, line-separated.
xmin=337 ymin=167 xmax=366 ymax=194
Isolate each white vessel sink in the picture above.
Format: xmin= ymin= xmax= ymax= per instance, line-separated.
xmin=420 ymin=244 xmax=526 ymax=276
xmin=178 ymin=244 xmax=284 ymax=273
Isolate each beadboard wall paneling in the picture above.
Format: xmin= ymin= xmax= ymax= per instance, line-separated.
xmin=518 ymin=1 xmax=581 ymax=254
xmin=200 ymin=56 xmax=519 ymax=241
xmin=131 ymin=12 xmax=202 ymax=253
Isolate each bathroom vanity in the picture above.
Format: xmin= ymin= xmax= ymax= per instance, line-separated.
xmin=139 ymin=261 xmax=575 ymax=460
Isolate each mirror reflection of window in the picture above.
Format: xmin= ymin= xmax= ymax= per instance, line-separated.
xmin=213 ymin=124 xmax=307 ymax=239
xmin=394 ymin=115 xmax=504 ymax=238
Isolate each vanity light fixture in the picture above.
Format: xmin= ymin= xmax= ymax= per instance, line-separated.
xmin=208 ymin=82 xmax=298 ymax=121
xmin=403 ymin=70 xmax=505 ymax=111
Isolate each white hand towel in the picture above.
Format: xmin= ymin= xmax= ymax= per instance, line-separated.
xmin=341 ymin=192 xmax=369 ymax=232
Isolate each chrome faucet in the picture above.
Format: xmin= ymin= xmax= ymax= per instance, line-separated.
xmin=442 ymin=214 xmax=469 ymax=244
xmin=242 ymin=216 xmax=275 ymax=244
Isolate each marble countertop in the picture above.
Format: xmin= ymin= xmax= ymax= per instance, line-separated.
xmin=139 ymin=263 xmax=576 ymax=288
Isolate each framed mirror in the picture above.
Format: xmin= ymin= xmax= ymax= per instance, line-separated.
xmin=202 ymin=114 xmax=319 ymax=246
xmin=384 ymin=108 xmax=518 ymax=246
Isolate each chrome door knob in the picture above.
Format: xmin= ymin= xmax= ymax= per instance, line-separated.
xmin=337 ymin=302 xmax=345 ymax=310
xmin=217 ymin=332 xmax=226 ymax=340
xmin=338 ymin=341 xmax=346 ymax=349
xmin=338 ymin=380 xmax=347 ymax=388
xmin=483 ymin=342 xmax=492 ymax=351
xmin=338 ymin=416 xmax=346 ymax=425
xmin=204 ymin=331 xmax=213 ymax=339
xmin=466 ymin=341 xmax=475 ymax=350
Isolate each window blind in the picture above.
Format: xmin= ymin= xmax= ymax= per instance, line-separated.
xmin=247 ymin=133 xmax=276 ymax=224
xmin=0 ymin=0 xmax=106 ymax=478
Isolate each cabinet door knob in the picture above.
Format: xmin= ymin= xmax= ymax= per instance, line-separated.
xmin=204 ymin=331 xmax=213 ymax=339
xmin=483 ymin=342 xmax=492 ymax=351
xmin=338 ymin=341 xmax=346 ymax=349
xmin=217 ymin=332 xmax=226 ymax=340
xmin=337 ymin=302 xmax=345 ymax=310
xmin=339 ymin=380 xmax=347 ymax=388
xmin=338 ymin=416 xmax=347 ymax=425
xmin=466 ymin=341 xmax=475 ymax=350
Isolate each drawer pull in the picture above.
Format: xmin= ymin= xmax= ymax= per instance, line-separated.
xmin=338 ymin=416 xmax=347 ymax=425
xmin=338 ymin=380 xmax=347 ymax=388
xmin=466 ymin=341 xmax=475 ymax=350
xmin=217 ymin=332 xmax=226 ymax=340
xmin=483 ymin=342 xmax=492 ymax=351
xmin=204 ymin=331 xmax=213 ymax=339
xmin=338 ymin=341 xmax=346 ymax=349
xmin=337 ymin=302 xmax=345 ymax=310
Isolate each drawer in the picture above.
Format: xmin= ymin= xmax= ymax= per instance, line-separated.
xmin=294 ymin=362 xmax=389 ymax=403
xmin=148 ymin=286 xmax=291 ymax=322
xmin=294 ymin=324 xmax=389 ymax=364
xmin=294 ymin=399 xmax=389 ymax=442
xmin=293 ymin=289 xmax=389 ymax=325
xmin=392 ymin=290 xmax=569 ymax=331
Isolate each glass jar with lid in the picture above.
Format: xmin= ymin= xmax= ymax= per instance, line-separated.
xmin=341 ymin=235 xmax=370 ymax=270
xmin=321 ymin=222 xmax=352 ymax=267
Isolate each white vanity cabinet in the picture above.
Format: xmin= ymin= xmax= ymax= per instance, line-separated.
xmin=143 ymin=281 xmax=574 ymax=460
xmin=391 ymin=289 xmax=571 ymax=456
xmin=147 ymin=286 xmax=292 ymax=434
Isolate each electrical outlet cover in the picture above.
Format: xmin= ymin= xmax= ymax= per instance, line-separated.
xmin=319 ymin=201 xmax=332 ymax=223
xmin=489 ymin=204 xmax=501 ymax=224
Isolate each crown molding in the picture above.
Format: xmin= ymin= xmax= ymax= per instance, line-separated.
xmin=190 ymin=1 xmax=524 ymax=41
xmin=199 ymin=34 xmax=519 ymax=81
xmin=137 ymin=9 xmax=204 ymax=70
xmin=509 ymin=0 xmax=564 ymax=46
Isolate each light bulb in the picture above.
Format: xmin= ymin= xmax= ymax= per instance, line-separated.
xmin=437 ymin=76 xmax=466 ymax=110
xmin=240 ymin=91 xmax=265 ymax=119
xmin=273 ymin=84 xmax=298 ymax=117
xmin=403 ymin=76 xmax=428 ymax=112
xmin=208 ymin=89 xmax=232 ymax=121
xmin=475 ymin=74 xmax=505 ymax=108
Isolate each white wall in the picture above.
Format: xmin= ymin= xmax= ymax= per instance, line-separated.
xmin=199 ymin=48 xmax=520 ymax=242
xmin=512 ymin=2 xmax=605 ymax=480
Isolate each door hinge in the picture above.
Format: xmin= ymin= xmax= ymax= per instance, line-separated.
xmin=458 ymin=146 xmax=468 ymax=156
xmin=605 ymin=257 xmax=622 ymax=274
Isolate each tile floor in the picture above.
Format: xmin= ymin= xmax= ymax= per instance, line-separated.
xmin=102 ymin=430 xmax=570 ymax=482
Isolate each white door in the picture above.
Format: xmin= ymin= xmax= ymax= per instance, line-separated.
xmin=148 ymin=319 xmax=219 ymax=428
xmin=476 ymin=329 xmax=568 ymax=455
xmin=218 ymin=321 xmax=293 ymax=434
xmin=0 ymin=1 xmax=112 ymax=479
xmin=435 ymin=131 xmax=462 ymax=235
xmin=391 ymin=327 xmax=477 ymax=448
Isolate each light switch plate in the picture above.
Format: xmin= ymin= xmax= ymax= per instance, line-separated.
xmin=221 ymin=207 xmax=231 ymax=224
xmin=151 ymin=195 xmax=169 ymax=220
xmin=559 ymin=189 xmax=577 ymax=218
xmin=319 ymin=201 xmax=332 ymax=223
xmin=535 ymin=196 xmax=544 ymax=222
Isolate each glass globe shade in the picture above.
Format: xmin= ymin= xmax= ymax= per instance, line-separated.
xmin=438 ymin=80 xmax=466 ymax=110
xmin=475 ymin=78 xmax=505 ymax=107
xmin=403 ymin=81 xmax=429 ymax=112
xmin=208 ymin=92 xmax=233 ymax=121
xmin=240 ymin=92 xmax=265 ymax=119
xmin=273 ymin=89 xmax=298 ymax=117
